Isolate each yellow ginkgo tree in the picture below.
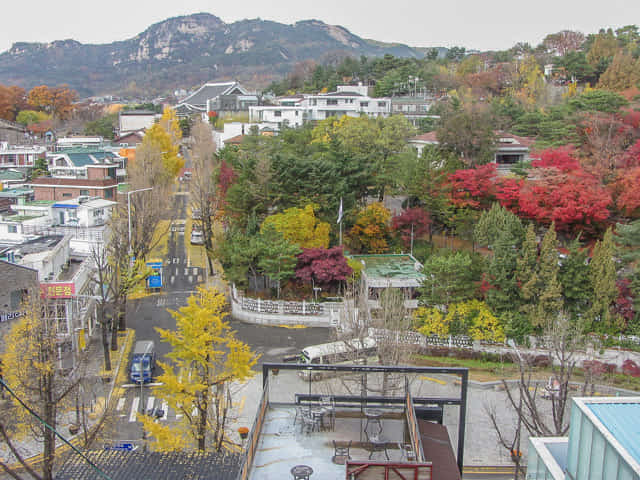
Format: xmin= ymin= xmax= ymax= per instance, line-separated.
xmin=141 ymin=287 xmax=258 ymax=452
xmin=1 ymin=294 xmax=79 ymax=480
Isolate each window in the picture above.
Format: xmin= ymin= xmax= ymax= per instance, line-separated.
xmin=80 ymin=189 xmax=89 ymax=196
xmin=62 ymin=193 xmax=72 ymax=198
xmin=10 ymin=289 xmax=25 ymax=310
xmin=360 ymin=101 xmax=369 ymax=107
xmin=327 ymin=99 xmax=338 ymax=105
xmin=274 ymin=110 xmax=282 ymax=117
xmin=8 ymin=224 xmax=17 ymax=233
xmin=295 ymin=111 xmax=299 ymax=116
xmin=104 ymin=189 xmax=114 ymax=199
xmin=378 ymin=101 xmax=386 ymax=107
xmin=93 ymin=209 xmax=104 ymax=217
xmin=311 ymin=99 xmax=317 ymax=106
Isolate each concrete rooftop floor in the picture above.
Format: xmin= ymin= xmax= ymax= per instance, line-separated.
xmin=249 ymin=405 xmax=411 ymax=480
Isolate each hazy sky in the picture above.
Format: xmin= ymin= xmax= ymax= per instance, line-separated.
xmin=2 ymin=0 xmax=639 ymax=53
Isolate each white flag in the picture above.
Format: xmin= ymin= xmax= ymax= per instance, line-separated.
xmin=337 ymin=197 xmax=343 ymax=224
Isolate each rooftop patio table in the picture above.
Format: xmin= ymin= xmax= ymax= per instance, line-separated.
xmin=291 ymin=464 xmax=314 ymax=480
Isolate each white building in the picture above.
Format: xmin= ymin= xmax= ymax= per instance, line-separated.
xmin=118 ymin=110 xmax=158 ymax=135
xmin=249 ymin=85 xmax=391 ymax=131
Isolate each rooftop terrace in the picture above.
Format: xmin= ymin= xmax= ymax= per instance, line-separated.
xmin=238 ymin=364 xmax=467 ymax=480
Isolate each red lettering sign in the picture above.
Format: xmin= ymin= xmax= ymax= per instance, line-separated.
xmin=40 ymin=283 xmax=75 ymax=299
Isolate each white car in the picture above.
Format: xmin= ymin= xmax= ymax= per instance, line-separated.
xmin=190 ymin=230 xmax=204 ymax=245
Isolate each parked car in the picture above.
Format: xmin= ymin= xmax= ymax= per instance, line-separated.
xmin=190 ymin=230 xmax=204 ymax=245
xmin=130 ymin=341 xmax=156 ymax=384
xmin=191 ymin=209 xmax=202 ymax=220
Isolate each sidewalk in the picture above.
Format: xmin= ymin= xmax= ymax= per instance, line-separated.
xmin=0 ymin=329 xmax=135 ymax=474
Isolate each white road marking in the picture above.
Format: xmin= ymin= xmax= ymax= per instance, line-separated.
xmin=184 ymin=268 xmax=189 ymax=275
xmin=129 ymin=397 xmax=139 ymax=422
xmin=161 ymin=401 xmax=168 ymax=420
xmin=197 ymin=275 xmax=202 ymax=283
xmin=188 ymin=275 xmax=193 ymax=283
xmin=176 ymin=402 xmax=182 ymax=419
xmin=192 ymin=268 xmax=198 ymax=275
xmin=192 ymin=407 xmax=198 ymax=417
xmin=146 ymin=396 xmax=155 ymax=413
xmin=122 ymin=382 xmax=163 ymax=388
xmin=170 ymin=276 xmax=175 ymax=285
xmin=116 ymin=397 xmax=126 ymax=412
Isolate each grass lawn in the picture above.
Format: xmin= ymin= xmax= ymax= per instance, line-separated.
xmin=412 ymin=353 xmax=640 ymax=391
xmin=412 ymin=354 xmax=521 ymax=382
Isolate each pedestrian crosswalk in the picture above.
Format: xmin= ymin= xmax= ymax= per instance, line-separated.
xmin=116 ymin=393 xmax=246 ymax=423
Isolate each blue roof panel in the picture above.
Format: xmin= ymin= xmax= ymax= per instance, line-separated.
xmin=588 ymin=402 xmax=640 ymax=465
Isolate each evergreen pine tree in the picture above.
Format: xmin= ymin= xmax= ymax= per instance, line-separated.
xmin=588 ymin=228 xmax=618 ymax=329
xmin=516 ymin=224 xmax=539 ymax=321
xmin=535 ymin=223 xmax=563 ymax=326
xmin=559 ymin=237 xmax=591 ymax=319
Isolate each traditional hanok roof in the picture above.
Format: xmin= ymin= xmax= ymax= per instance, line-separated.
xmin=55 ymin=450 xmax=242 ymax=480
xmin=179 ymin=81 xmax=248 ymax=109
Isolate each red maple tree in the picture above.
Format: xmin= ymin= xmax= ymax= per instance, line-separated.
xmin=447 ymin=163 xmax=498 ymax=209
xmin=392 ymin=207 xmax=432 ymax=247
xmin=295 ymin=246 xmax=352 ymax=289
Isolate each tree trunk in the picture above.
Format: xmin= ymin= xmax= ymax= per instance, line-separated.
xmin=99 ymin=303 xmax=111 ymax=371
xmin=110 ymin=304 xmax=119 ymax=352
xmin=42 ymin=377 xmax=55 ymax=480
xmin=197 ymin=393 xmax=208 ymax=451
xmin=118 ymin=300 xmax=127 ymax=331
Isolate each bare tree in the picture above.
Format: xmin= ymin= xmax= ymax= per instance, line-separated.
xmin=88 ymin=242 xmax=112 ymax=370
xmin=486 ymin=314 xmax=594 ymax=479
xmin=190 ymin=119 xmax=220 ymax=276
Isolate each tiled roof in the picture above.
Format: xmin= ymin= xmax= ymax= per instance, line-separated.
xmin=55 ymin=450 xmax=242 ymax=480
xmin=225 ymin=135 xmax=245 ymax=145
xmin=411 ymin=131 xmax=438 ymax=143
xmin=180 ymin=82 xmax=246 ymax=108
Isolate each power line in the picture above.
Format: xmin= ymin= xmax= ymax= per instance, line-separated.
xmin=0 ymin=377 xmax=113 ymax=480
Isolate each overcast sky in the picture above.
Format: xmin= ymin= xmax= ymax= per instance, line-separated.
xmin=2 ymin=0 xmax=639 ymax=53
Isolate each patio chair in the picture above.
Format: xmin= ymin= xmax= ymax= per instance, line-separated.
xmin=332 ymin=440 xmax=352 ymax=464
xmin=319 ymin=396 xmax=335 ymax=430
xmin=398 ymin=442 xmax=416 ymax=462
xmin=299 ymin=409 xmax=319 ymax=434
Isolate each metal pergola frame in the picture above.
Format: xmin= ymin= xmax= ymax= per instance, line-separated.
xmin=262 ymin=363 xmax=469 ymax=473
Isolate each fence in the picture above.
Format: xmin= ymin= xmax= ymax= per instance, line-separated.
xmin=369 ymin=328 xmax=475 ymax=349
xmin=405 ymin=389 xmax=425 ymax=463
xmin=237 ymin=376 xmax=270 ymax=480
xmin=22 ymin=224 xmax=108 ymax=243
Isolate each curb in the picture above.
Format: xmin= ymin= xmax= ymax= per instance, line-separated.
xmin=6 ymin=329 xmax=135 ymax=473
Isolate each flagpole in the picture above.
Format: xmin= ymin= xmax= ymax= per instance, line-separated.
xmin=337 ymin=197 xmax=343 ymax=246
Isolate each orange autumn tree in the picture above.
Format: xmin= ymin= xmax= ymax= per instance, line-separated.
xmin=349 ymin=202 xmax=391 ymax=253
xmin=0 ymin=84 xmax=27 ymax=121
xmin=27 ymin=84 xmax=77 ymax=120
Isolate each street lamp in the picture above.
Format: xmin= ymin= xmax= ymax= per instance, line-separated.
xmin=127 ymin=187 xmax=153 ymax=257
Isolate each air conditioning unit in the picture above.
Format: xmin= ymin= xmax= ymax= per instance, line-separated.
xmin=78 ymin=196 xmax=90 ymax=204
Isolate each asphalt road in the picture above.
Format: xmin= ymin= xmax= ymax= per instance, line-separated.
xmin=109 ymin=179 xmax=330 ymax=446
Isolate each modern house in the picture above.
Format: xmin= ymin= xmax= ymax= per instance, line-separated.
xmin=249 ymin=85 xmax=392 ymax=131
xmin=390 ymin=96 xmax=435 ymax=126
xmin=527 ymin=397 xmax=640 ymax=480
xmin=0 ymin=143 xmax=46 ymax=171
xmin=409 ymin=131 xmax=535 ymax=171
xmin=113 ymin=130 xmax=145 ymax=147
xmin=0 ymin=259 xmax=38 ymax=333
xmin=175 ymin=81 xmax=258 ymax=118
xmin=29 ymin=148 xmax=123 ymax=201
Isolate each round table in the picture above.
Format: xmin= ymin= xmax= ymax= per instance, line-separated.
xmin=291 ymin=464 xmax=314 ymax=480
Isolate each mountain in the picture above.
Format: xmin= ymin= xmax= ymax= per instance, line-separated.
xmin=0 ymin=13 xmax=423 ymax=97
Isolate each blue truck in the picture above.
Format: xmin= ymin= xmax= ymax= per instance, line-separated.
xmin=130 ymin=340 xmax=156 ymax=384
